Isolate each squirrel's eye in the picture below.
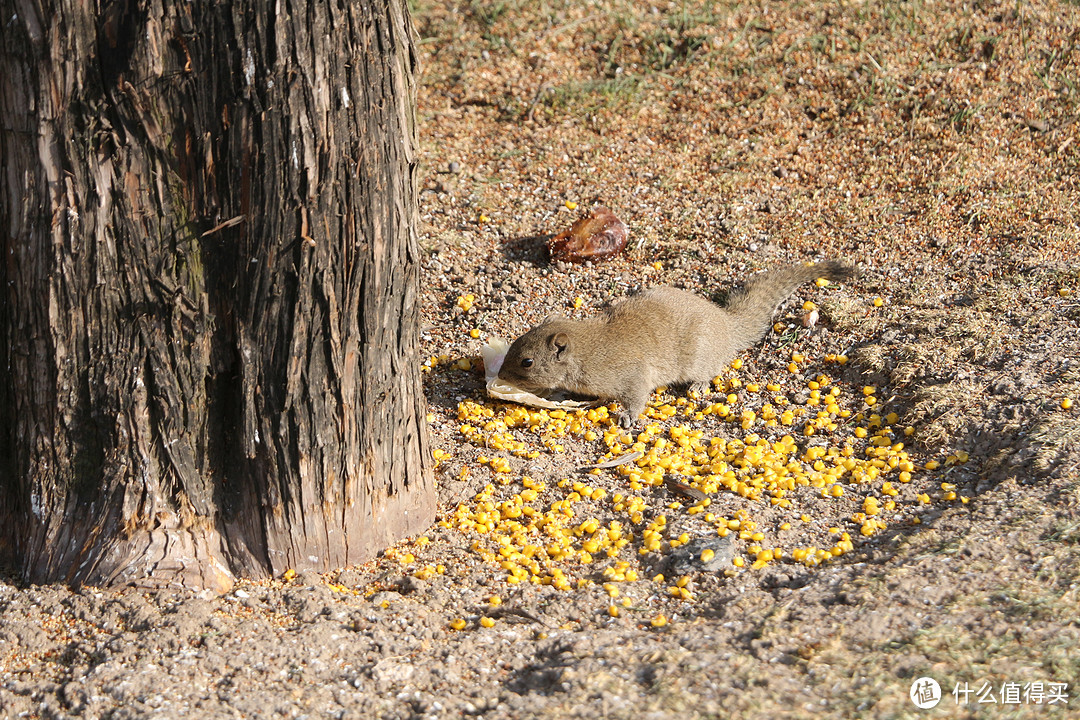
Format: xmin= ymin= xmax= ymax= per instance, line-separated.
xmin=521 ymin=358 xmax=534 ymax=368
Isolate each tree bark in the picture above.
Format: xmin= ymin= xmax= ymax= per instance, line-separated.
xmin=0 ymin=0 xmax=434 ymax=590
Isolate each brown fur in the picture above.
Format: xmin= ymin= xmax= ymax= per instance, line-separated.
xmin=498 ymin=261 xmax=855 ymax=427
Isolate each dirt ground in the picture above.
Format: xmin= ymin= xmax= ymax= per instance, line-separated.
xmin=3 ymin=0 xmax=1079 ymax=718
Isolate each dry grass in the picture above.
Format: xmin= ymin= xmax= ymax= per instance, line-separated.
xmin=1032 ymin=414 xmax=1080 ymax=473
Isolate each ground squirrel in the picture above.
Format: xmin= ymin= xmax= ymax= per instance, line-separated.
xmin=498 ymin=260 xmax=855 ymax=427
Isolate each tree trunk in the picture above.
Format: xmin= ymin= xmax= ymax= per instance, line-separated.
xmin=0 ymin=0 xmax=434 ymax=590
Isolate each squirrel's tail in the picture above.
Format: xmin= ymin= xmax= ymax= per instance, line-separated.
xmin=726 ymin=260 xmax=855 ymax=347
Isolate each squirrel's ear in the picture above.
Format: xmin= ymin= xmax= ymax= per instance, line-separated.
xmin=551 ymin=332 xmax=569 ymax=356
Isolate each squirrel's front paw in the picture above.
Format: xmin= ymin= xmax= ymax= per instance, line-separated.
xmin=688 ymin=381 xmax=710 ymax=397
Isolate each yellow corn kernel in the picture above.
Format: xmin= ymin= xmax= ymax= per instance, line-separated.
xmin=651 ymin=614 xmax=668 ymax=628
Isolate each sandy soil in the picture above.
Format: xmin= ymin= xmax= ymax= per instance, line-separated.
xmin=3 ymin=0 xmax=1079 ymax=718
